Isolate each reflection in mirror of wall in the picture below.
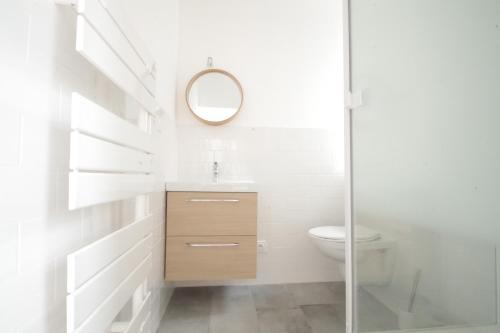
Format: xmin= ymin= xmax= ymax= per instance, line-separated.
xmin=186 ymin=69 xmax=244 ymax=125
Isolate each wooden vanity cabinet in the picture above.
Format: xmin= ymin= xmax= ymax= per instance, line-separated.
xmin=165 ymin=191 xmax=257 ymax=281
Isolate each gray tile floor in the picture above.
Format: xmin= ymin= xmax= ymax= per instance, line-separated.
xmin=157 ymin=283 xmax=398 ymax=333
xmin=157 ymin=282 xmax=346 ymax=333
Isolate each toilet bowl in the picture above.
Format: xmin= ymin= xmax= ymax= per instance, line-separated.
xmin=308 ymin=225 xmax=381 ymax=261
xmin=308 ymin=225 xmax=396 ymax=284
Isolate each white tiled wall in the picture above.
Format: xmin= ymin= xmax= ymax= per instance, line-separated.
xmin=177 ymin=125 xmax=345 ymax=284
xmin=0 ymin=1 xmax=176 ymax=332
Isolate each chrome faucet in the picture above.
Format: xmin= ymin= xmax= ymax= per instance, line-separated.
xmin=212 ymin=161 xmax=220 ymax=183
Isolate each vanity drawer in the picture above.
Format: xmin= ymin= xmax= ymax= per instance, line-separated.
xmin=166 ymin=192 xmax=257 ymax=236
xmin=165 ymin=236 xmax=257 ymax=281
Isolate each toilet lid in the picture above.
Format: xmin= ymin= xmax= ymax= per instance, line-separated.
xmin=308 ymin=226 xmax=381 ymax=242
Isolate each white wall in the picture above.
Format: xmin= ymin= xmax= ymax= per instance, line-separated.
xmin=175 ymin=0 xmax=345 ymax=284
xmin=176 ymin=0 xmax=344 ymax=129
xmin=0 ymin=1 xmax=178 ymax=332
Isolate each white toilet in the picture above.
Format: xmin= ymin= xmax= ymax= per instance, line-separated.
xmin=308 ymin=225 xmax=396 ymax=284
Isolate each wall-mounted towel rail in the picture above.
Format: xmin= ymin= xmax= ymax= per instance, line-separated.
xmin=77 ymin=0 xmax=155 ymax=93
xmin=70 ymin=93 xmax=154 ymax=153
xmin=67 ymin=214 xmax=153 ymax=333
xmin=69 ymin=93 xmax=155 ymax=210
xmin=54 ymin=1 xmax=162 ymax=331
xmin=56 ymin=0 xmax=163 ymax=115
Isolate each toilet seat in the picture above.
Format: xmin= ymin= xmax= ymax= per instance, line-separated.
xmin=308 ymin=226 xmax=381 ymax=242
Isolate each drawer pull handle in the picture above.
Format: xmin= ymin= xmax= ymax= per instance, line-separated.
xmin=186 ymin=199 xmax=240 ymax=203
xmin=186 ymin=243 xmax=240 ymax=248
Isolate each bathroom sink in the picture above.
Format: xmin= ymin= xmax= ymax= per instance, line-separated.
xmin=165 ymin=181 xmax=257 ymax=193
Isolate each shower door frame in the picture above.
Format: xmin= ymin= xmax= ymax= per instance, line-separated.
xmin=343 ymin=0 xmax=355 ymax=332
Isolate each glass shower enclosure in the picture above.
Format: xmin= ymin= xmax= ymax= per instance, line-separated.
xmin=347 ymin=0 xmax=500 ymax=332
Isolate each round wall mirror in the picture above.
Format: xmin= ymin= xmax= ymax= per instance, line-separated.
xmin=186 ymin=69 xmax=244 ymax=125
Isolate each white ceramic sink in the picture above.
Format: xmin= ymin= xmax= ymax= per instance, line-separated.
xmin=165 ymin=181 xmax=257 ymax=193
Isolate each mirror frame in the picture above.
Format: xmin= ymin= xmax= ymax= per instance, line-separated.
xmin=185 ymin=68 xmax=244 ymax=126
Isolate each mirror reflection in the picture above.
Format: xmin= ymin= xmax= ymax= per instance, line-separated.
xmin=186 ymin=69 xmax=243 ymax=125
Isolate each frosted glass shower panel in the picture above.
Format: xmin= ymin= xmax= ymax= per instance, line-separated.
xmin=350 ymin=0 xmax=500 ymax=332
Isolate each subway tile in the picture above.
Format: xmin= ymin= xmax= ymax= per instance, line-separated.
xmin=0 ymin=261 xmax=57 ymax=332
xmin=0 ymin=221 xmax=19 ymax=281
xmin=261 ymin=222 xmax=305 ymax=237
xmin=54 ymin=169 xmax=70 ymax=214
xmin=0 ymin=1 xmax=30 ymax=71
xmin=20 ymin=116 xmax=56 ymax=167
xmin=19 ymin=300 xmax=66 ymax=333
xmin=53 ymin=256 xmax=69 ymax=304
xmin=18 ymin=214 xmax=82 ymax=273
xmin=0 ymin=113 xmax=23 ymax=167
